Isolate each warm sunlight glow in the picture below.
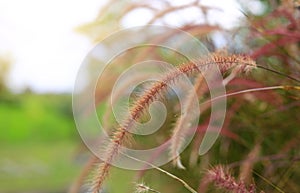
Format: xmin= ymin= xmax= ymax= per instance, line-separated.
xmin=0 ymin=0 xmax=107 ymax=93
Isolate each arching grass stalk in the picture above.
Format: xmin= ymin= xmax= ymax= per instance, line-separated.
xmin=90 ymin=53 xmax=257 ymax=193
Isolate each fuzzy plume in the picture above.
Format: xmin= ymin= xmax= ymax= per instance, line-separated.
xmin=91 ymin=53 xmax=256 ymax=193
xmin=170 ymin=53 xmax=256 ymax=169
xmin=205 ymin=165 xmax=258 ymax=193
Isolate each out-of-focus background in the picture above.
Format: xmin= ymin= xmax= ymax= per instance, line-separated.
xmin=0 ymin=1 xmax=107 ymax=192
xmin=1 ymin=0 xmax=299 ymax=192
xmin=0 ymin=1 xmax=106 ymax=192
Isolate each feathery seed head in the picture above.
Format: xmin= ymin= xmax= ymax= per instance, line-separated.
xmin=236 ymin=54 xmax=257 ymax=74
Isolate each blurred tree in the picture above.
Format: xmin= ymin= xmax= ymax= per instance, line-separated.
xmin=0 ymin=56 xmax=11 ymax=93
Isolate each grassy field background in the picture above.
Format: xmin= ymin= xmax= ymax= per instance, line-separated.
xmin=0 ymin=93 xmax=83 ymax=193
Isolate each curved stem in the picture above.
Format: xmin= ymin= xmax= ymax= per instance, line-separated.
xmin=122 ymin=152 xmax=198 ymax=193
xmin=203 ymin=85 xmax=300 ymax=105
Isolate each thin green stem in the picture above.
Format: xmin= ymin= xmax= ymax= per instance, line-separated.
xmin=202 ymin=85 xmax=300 ymax=106
xmin=122 ymin=152 xmax=197 ymax=193
xmin=253 ymin=170 xmax=285 ymax=193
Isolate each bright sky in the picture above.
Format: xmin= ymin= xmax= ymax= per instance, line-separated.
xmin=0 ymin=0 xmax=263 ymax=93
xmin=0 ymin=0 xmax=107 ymax=93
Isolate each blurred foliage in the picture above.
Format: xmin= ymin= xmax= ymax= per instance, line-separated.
xmin=0 ymin=91 xmax=84 ymax=193
xmin=0 ymin=71 xmax=82 ymax=192
xmin=0 ymin=93 xmax=76 ymax=144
